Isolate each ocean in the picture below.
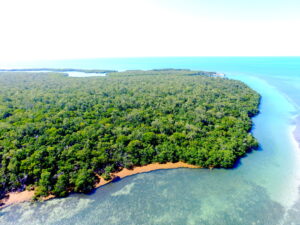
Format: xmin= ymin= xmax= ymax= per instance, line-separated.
xmin=0 ymin=57 xmax=300 ymax=225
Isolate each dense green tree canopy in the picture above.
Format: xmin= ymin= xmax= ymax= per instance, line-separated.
xmin=0 ymin=70 xmax=260 ymax=198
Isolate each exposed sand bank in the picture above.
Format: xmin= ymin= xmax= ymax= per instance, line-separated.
xmin=0 ymin=190 xmax=35 ymax=208
xmin=95 ymin=162 xmax=200 ymax=188
xmin=0 ymin=162 xmax=199 ymax=209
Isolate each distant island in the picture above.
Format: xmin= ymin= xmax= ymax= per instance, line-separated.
xmin=0 ymin=69 xmax=259 ymax=207
xmin=0 ymin=68 xmax=116 ymax=74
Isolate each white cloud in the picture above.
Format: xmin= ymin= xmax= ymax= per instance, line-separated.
xmin=0 ymin=0 xmax=299 ymax=63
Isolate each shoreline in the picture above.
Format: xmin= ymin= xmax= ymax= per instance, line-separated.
xmin=95 ymin=162 xmax=200 ymax=188
xmin=0 ymin=162 xmax=199 ymax=209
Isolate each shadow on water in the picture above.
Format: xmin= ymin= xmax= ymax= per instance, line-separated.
xmin=231 ymin=145 xmax=263 ymax=170
xmin=87 ymin=176 xmax=123 ymax=196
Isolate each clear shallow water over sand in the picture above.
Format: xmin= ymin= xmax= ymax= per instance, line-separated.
xmin=1 ymin=57 xmax=300 ymax=225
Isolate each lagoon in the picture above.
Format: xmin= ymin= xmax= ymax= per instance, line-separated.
xmin=66 ymin=72 xmax=106 ymax=77
xmin=0 ymin=57 xmax=300 ymax=225
xmin=23 ymin=70 xmax=106 ymax=77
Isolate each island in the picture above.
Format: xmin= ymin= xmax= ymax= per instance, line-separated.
xmin=0 ymin=68 xmax=116 ymax=74
xmin=0 ymin=69 xmax=260 ymax=208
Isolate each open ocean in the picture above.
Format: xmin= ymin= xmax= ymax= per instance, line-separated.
xmin=1 ymin=57 xmax=300 ymax=225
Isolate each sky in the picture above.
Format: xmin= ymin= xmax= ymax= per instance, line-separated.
xmin=0 ymin=0 xmax=300 ymax=62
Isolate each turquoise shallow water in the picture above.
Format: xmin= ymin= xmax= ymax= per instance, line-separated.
xmin=1 ymin=57 xmax=300 ymax=225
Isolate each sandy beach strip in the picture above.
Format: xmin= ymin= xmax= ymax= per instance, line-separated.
xmin=0 ymin=162 xmax=199 ymax=209
xmin=95 ymin=162 xmax=200 ymax=188
xmin=0 ymin=190 xmax=35 ymax=208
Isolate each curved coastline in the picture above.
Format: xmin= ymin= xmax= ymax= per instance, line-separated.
xmin=0 ymin=162 xmax=200 ymax=209
xmin=228 ymin=73 xmax=300 ymax=209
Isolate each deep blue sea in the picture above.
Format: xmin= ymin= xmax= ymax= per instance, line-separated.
xmin=1 ymin=57 xmax=300 ymax=225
